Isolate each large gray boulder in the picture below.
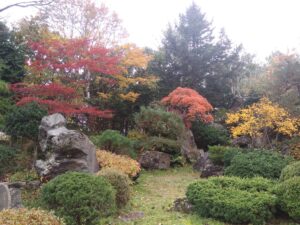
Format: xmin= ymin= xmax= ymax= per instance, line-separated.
xmin=139 ymin=151 xmax=171 ymax=170
xmin=35 ymin=113 xmax=99 ymax=179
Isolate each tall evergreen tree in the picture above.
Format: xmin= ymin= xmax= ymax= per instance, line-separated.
xmin=151 ymin=3 xmax=254 ymax=107
xmin=0 ymin=22 xmax=25 ymax=83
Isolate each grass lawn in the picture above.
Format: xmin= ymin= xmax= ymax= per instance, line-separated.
xmin=100 ymin=166 xmax=224 ymax=225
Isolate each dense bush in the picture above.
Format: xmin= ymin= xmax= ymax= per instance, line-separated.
xmin=208 ymin=145 xmax=242 ymax=166
xmin=208 ymin=176 xmax=275 ymax=192
xmin=0 ymin=208 xmax=65 ymax=225
xmin=192 ymin=120 xmax=229 ymax=150
xmin=186 ymin=177 xmax=277 ymax=225
xmin=91 ymin=130 xmax=135 ymax=157
xmin=142 ymin=136 xmax=181 ymax=154
xmin=0 ymin=144 xmax=17 ymax=177
xmin=274 ymin=177 xmax=300 ymax=221
xmin=134 ymin=106 xmax=185 ymax=140
xmin=41 ymin=172 xmax=116 ymax=225
xmin=97 ymin=168 xmax=132 ymax=208
xmin=280 ymin=161 xmax=300 ymax=182
xmin=4 ymin=102 xmax=47 ymax=140
xmin=225 ymin=150 xmax=291 ymax=179
xmin=96 ymin=150 xmax=141 ymax=178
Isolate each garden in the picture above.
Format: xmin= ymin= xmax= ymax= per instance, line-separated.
xmin=0 ymin=1 xmax=300 ymax=225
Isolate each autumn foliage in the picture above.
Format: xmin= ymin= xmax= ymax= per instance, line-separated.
xmin=226 ymin=97 xmax=299 ymax=144
xmin=28 ymin=37 xmax=119 ymax=76
xmin=10 ymin=83 xmax=113 ymax=118
xmin=161 ymin=87 xmax=213 ymax=128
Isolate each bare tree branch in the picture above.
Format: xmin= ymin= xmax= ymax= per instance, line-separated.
xmin=0 ymin=1 xmax=53 ymax=13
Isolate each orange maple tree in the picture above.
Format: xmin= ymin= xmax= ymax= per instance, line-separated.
xmin=161 ymin=87 xmax=213 ymax=128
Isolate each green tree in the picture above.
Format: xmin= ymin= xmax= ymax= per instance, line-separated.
xmin=151 ymin=3 xmax=254 ymax=107
xmin=0 ymin=22 xmax=25 ymax=83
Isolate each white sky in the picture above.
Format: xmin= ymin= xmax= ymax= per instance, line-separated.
xmin=1 ymin=0 xmax=300 ymax=62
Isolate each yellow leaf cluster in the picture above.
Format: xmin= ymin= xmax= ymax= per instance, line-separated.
xmin=119 ymin=92 xmax=140 ymax=102
xmin=226 ymin=97 xmax=299 ymax=138
xmin=98 ymin=92 xmax=112 ymax=100
xmin=96 ymin=150 xmax=141 ymax=178
xmin=118 ymin=43 xmax=152 ymax=73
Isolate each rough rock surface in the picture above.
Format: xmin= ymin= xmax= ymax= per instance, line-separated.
xmin=35 ymin=113 xmax=99 ymax=179
xmin=171 ymin=198 xmax=193 ymax=213
xmin=139 ymin=151 xmax=171 ymax=169
xmin=0 ymin=183 xmax=22 ymax=210
xmin=180 ymin=129 xmax=201 ymax=163
xmin=232 ymin=136 xmax=251 ymax=148
xmin=193 ymin=150 xmax=223 ymax=178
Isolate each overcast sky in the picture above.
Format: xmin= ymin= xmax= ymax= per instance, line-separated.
xmin=1 ymin=0 xmax=300 ymax=62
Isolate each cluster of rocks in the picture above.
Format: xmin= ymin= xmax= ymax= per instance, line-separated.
xmin=1 ymin=113 xmax=100 ymax=211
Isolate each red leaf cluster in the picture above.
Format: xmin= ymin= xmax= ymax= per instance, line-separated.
xmin=161 ymin=87 xmax=213 ymax=128
xmin=28 ymin=38 xmax=120 ymax=75
xmin=11 ymin=83 xmax=113 ymax=119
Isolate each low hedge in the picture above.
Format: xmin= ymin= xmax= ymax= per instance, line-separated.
xmin=208 ymin=145 xmax=241 ymax=166
xmin=97 ymin=168 xmax=132 ymax=208
xmin=186 ymin=177 xmax=277 ymax=225
xmin=224 ymin=150 xmax=291 ymax=179
xmin=279 ymin=161 xmax=300 ymax=182
xmin=274 ymin=177 xmax=300 ymax=221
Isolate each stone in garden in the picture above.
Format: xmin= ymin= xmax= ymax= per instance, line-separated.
xmin=35 ymin=113 xmax=99 ymax=179
xmin=180 ymin=129 xmax=201 ymax=163
xmin=0 ymin=183 xmax=10 ymax=210
xmin=139 ymin=151 xmax=171 ymax=169
xmin=171 ymin=198 xmax=193 ymax=214
xmin=232 ymin=136 xmax=251 ymax=148
xmin=0 ymin=183 xmax=22 ymax=210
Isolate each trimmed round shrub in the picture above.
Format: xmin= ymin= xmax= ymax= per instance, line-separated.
xmin=96 ymin=150 xmax=141 ymax=179
xmin=280 ymin=161 xmax=300 ymax=181
xmin=142 ymin=136 xmax=181 ymax=155
xmin=192 ymin=120 xmax=229 ymax=150
xmin=0 ymin=208 xmax=65 ymax=225
xmin=91 ymin=130 xmax=136 ymax=158
xmin=134 ymin=106 xmax=185 ymax=140
xmin=41 ymin=172 xmax=116 ymax=225
xmin=186 ymin=177 xmax=277 ymax=225
xmin=274 ymin=177 xmax=300 ymax=221
xmin=224 ymin=150 xmax=290 ymax=179
xmin=97 ymin=168 xmax=132 ymax=208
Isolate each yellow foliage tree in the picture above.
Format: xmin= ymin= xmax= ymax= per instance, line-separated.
xmin=226 ymin=97 xmax=299 ymax=146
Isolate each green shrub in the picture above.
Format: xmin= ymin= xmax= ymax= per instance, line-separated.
xmin=280 ymin=161 xmax=300 ymax=182
xmin=208 ymin=176 xmax=275 ymax=192
xmin=0 ymin=144 xmax=17 ymax=177
xmin=186 ymin=177 xmax=277 ymax=225
xmin=274 ymin=177 xmax=300 ymax=221
xmin=0 ymin=208 xmax=65 ymax=225
xmin=142 ymin=136 xmax=181 ymax=155
xmin=97 ymin=168 xmax=132 ymax=208
xmin=192 ymin=120 xmax=229 ymax=150
xmin=223 ymin=147 xmax=242 ymax=167
xmin=41 ymin=172 xmax=116 ymax=225
xmin=225 ymin=150 xmax=290 ymax=179
xmin=4 ymin=102 xmax=47 ymax=140
xmin=8 ymin=169 xmax=39 ymax=182
xmin=91 ymin=130 xmax=136 ymax=158
xmin=208 ymin=145 xmax=242 ymax=166
xmin=134 ymin=106 xmax=185 ymax=140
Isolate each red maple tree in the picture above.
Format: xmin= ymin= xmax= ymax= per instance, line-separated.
xmin=161 ymin=87 xmax=213 ymax=128
xmin=11 ymin=83 xmax=113 ymax=119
